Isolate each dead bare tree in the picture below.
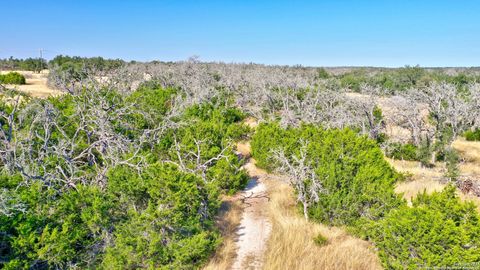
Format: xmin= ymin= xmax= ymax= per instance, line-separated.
xmin=168 ymin=136 xmax=232 ymax=183
xmin=382 ymin=94 xmax=433 ymax=145
xmin=272 ymin=141 xmax=324 ymax=220
xmin=468 ymin=83 xmax=480 ymax=130
xmin=406 ymin=83 xmax=473 ymax=163
xmin=410 ymin=83 xmax=471 ymax=140
xmin=0 ymin=84 xmax=174 ymax=191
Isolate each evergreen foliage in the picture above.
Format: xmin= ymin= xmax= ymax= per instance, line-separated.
xmin=364 ymin=186 xmax=480 ymax=269
xmin=0 ymin=85 xmax=248 ymax=269
xmin=0 ymin=72 xmax=26 ymax=84
xmin=251 ymin=123 xmax=403 ymax=226
xmin=385 ymin=142 xmax=419 ymax=161
xmin=251 ymin=123 xmax=480 ymax=268
xmin=465 ymin=129 xmax=480 ymax=141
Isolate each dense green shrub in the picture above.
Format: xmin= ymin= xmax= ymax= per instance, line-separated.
xmin=465 ymin=129 xmax=480 ymax=141
xmin=167 ymin=103 xmax=250 ymax=193
xmin=339 ymin=71 xmax=368 ymax=92
xmin=251 ymin=123 xmax=404 ymax=226
xmin=363 ymin=186 xmax=480 ymax=269
xmin=385 ymin=142 xmax=418 ymax=161
xmin=126 ymin=85 xmax=177 ymax=126
xmin=0 ymin=177 xmax=116 ymax=269
xmin=0 ymin=72 xmax=26 ymax=84
xmin=0 ymin=85 xmax=249 ymax=269
xmin=316 ymin=68 xmax=330 ymax=79
xmin=103 ymin=163 xmax=220 ymax=269
xmin=313 ymin=234 xmax=328 ymax=246
xmin=1 ymin=163 xmax=224 ymax=269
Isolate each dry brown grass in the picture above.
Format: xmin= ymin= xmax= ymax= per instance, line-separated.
xmin=459 ymin=163 xmax=480 ymax=178
xmin=383 ymin=124 xmax=411 ymax=143
xmin=453 ymin=138 xmax=480 ymax=164
xmin=262 ymin=179 xmax=382 ymax=270
xmin=387 ymin=158 xmax=446 ymax=203
xmin=387 ymin=158 xmax=444 ymax=178
xmin=244 ymin=117 xmax=259 ymax=129
xmin=236 ymin=141 xmax=252 ymax=159
xmin=395 ymin=178 xmax=446 ymax=205
xmin=453 ymin=138 xmax=480 ymax=178
xmin=387 ymin=157 xmax=480 ymax=212
xmin=203 ymin=197 xmax=243 ymax=270
xmin=1 ymin=70 xmax=60 ymax=98
xmin=452 ymin=138 xmax=480 ymax=211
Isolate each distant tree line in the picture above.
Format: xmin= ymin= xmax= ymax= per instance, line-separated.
xmin=0 ymin=57 xmax=47 ymax=72
xmin=336 ymin=65 xmax=480 ymax=93
xmin=3 ymin=55 xmax=480 ymax=93
xmin=0 ymin=55 xmax=125 ymax=73
xmin=48 ymin=55 xmax=125 ymax=72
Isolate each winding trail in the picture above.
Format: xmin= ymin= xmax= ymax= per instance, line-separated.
xmin=230 ymin=139 xmax=382 ymax=270
xmin=232 ymin=141 xmax=272 ymax=270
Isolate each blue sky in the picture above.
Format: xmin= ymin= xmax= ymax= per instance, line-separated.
xmin=2 ymin=1 xmax=479 ymax=67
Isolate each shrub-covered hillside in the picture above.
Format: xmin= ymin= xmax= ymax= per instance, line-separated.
xmin=2 ymin=57 xmax=480 ymax=269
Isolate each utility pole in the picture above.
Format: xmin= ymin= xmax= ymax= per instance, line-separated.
xmin=38 ymin=49 xmax=44 ymax=73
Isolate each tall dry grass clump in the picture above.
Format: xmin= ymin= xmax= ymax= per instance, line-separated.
xmin=388 ymin=158 xmax=446 ymax=203
xmin=387 ymin=156 xmax=480 ymax=212
xmin=453 ymin=138 xmax=480 ymax=164
xmin=203 ymin=198 xmax=242 ymax=270
xmin=453 ymin=138 xmax=480 ymax=177
xmin=262 ymin=180 xmax=382 ymax=270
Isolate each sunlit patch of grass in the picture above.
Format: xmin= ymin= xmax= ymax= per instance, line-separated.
xmin=203 ymin=197 xmax=243 ymax=270
xmin=262 ymin=179 xmax=382 ymax=270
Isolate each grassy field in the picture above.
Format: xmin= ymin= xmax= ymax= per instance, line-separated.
xmin=0 ymin=70 xmax=60 ymax=98
xmin=390 ymin=138 xmax=480 ymax=211
xmin=263 ymin=179 xmax=382 ymax=270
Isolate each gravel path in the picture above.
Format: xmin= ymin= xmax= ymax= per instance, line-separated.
xmin=232 ymin=142 xmax=272 ymax=270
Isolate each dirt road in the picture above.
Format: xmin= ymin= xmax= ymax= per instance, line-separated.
xmin=232 ymin=141 xmax=271 ymax=269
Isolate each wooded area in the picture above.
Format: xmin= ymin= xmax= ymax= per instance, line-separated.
xmin=1 ymin=57 xmax=480 ymax=269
